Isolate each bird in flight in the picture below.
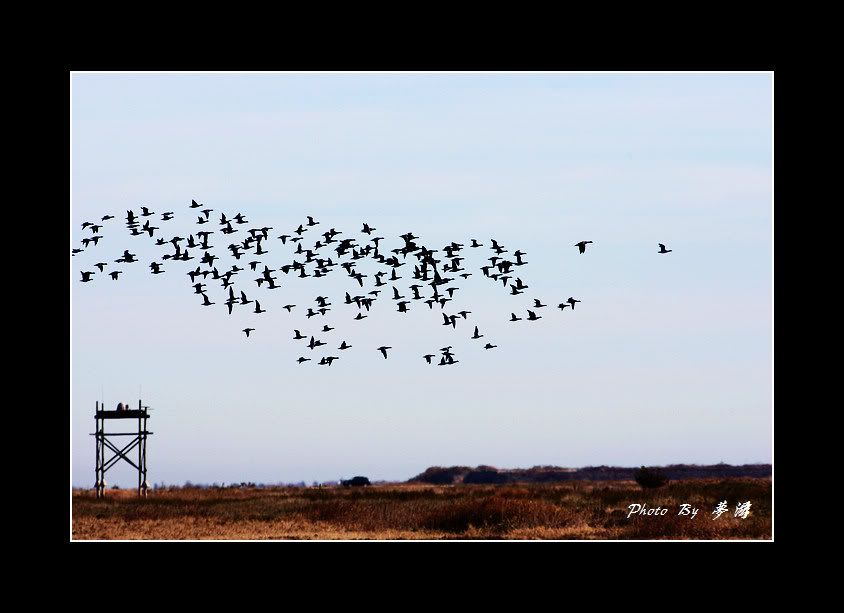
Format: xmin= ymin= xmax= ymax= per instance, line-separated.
xmin=526 ymin=310 xmax=541 ymax=321
xmin=658 ymin=243 xmax=672 ymax=254
xmin=308 ymin=336 xmax=327 ymax=350
xmin=423 ymin=354 xmax=436 ymax=364
xmin=297 ymin=357 xmax=311 ymax=364
xmin=575 ymin=240 xmax=593 ymax=254
xmin=378 ymin=346 xmax=391 ymax=359
xmin=339 ymin=341 xmax=352 ymax=350
xmin=243 ymin=328 xmax=255 ymax=338
xmin=510 ymin=312 xmax=522 ymax=322
xmin=567 ymin=297 xmax=581 ymax=310
xmin=80 ymin=271 xmax=94 ymax=283
xmin=471 ymin=326 xmax=483 ymax=339
xmin=483 ymin=343 xmax=498 ymax=350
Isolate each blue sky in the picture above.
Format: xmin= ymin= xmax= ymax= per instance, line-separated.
xmin=71 ymin=73 xmax=772 ymax=486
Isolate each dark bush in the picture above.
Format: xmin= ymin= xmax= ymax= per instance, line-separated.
xmin=634 ymin=466 xmax=669 ymax=489
xmin=341 ymin=476 xmax=371 ymax=487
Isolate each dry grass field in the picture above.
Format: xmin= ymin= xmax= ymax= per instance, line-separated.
xmin=72 ymin=479 xmax=772 ymax=540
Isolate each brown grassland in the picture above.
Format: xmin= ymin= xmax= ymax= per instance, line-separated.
xmin=72 ymin=478 xmax=772 ymax=540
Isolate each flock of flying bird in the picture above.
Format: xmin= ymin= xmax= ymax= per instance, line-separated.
xmin=73 ymin=200 xmax=672 ymax=366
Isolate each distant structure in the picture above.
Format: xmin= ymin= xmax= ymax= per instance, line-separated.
xmin=92 ymin=399 xmax=152 ymax=498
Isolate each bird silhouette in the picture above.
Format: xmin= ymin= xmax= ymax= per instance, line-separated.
xmin=510 ymin=312 xmax=522 ymax=322
xmin=575 ymin=240 xmax=593 ymax=254
xmin=339 ymin=341 xmax=352 ymax=350
xmin=378 ymin=346 xmax=391 ymax=359
xmin=423 ymin=354 xmax=435 ymax=364
xmin=471 ymin=326 xmax=483 ymax=339
xmin=80 ymin=271 xmax=94 ymax=282
xmin=658 ymin=243 xmax=672 ymax=254
xmin=254 ymin=301 xmax=266 ymax=314
xmin=243 ymin=328 xmax=255 ymax=337
xmin=527 ymin=310 xmax=541 ymax=321
xmin=484 ymin=343 xmax=498 ymax=350
xmin=297 ymin=357 xmax=311 ymax=364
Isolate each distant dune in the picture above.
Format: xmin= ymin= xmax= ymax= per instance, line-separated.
xmin=408 ymin=463 xmax=772 ymax=485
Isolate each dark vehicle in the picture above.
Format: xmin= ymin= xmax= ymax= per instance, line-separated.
xmin=341 ymin=476 xmax=371 ymax=487
xmin=634 ymin=466 xmax=669 ymax=489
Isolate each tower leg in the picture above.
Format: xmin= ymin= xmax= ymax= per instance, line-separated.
xmin=95 ymin=410 xmax=102 ymax=498
xmin=142 ymin=415 xmax=148 ymax=497
xmin=138 ymin=414 xmax=142 ymax=496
